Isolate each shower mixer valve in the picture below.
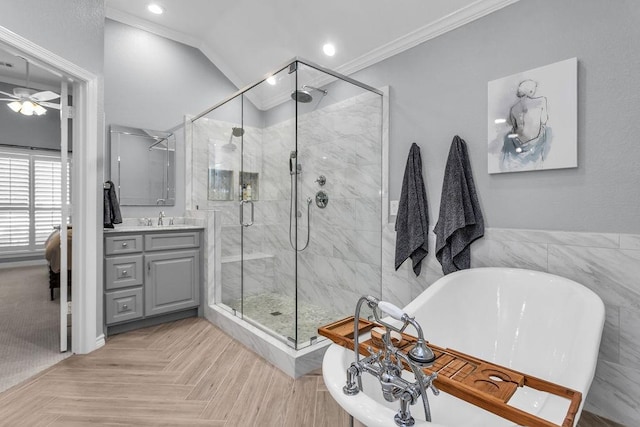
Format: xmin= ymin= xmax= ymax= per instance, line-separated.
xmin=344 ymin=296 xmax=439 ymax=426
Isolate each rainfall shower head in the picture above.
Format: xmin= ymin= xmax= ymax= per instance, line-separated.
xmin=222 ymin=141 xmax=237 ymax=152
xmin=290 ymin=85 xmax=328 ymax=103
xmin=222 ymin=127 xmax=244 ymax=152
xmin=291 ymin=89 xmax=313 ymax=103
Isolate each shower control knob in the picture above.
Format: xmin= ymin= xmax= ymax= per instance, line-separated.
xmin=315 ymin=175 xmax=326 ymax=186
xmin=315 ymin=191 xmax=329 ymax=208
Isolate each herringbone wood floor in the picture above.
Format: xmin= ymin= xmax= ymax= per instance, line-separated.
xmin=0 ymin=317 xmax=624 ymax=426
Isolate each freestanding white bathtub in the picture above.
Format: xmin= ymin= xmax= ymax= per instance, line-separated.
xmin=323 ymin=268 xmax=605 ymax=427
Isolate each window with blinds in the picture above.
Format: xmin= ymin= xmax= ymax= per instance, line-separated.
xmin=0 ymin=153 xmax=30 ymax=249
xmin=0 ymin=149 xmax=71 ymax=253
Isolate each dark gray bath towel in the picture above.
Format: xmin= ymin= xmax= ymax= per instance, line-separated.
xmin=395 ymin=142 xmax=429 ymax=276
xmin=103 ymin=180 xmax=122 ymax=229
xmin=434 ymin=136 xmax=484 ymax=275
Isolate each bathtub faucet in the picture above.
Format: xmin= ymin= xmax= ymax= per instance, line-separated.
xmin=344 ymin=297 xmax=439 ymax=426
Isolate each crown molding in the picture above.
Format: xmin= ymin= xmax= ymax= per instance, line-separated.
xmin=106 ymin=0 xmax=520 ymax=111
xmin=105 ymin=7 xmax=201 ymax=49
xmin=336 ymin=0 xmax=520 ymax=76
xmin=246 ymin=0 xmax=522 ymax=111
xmin=105 ymin=7 xmax=252 ymax=105
xmin=196 ymin=43 xmax=246 ymax=93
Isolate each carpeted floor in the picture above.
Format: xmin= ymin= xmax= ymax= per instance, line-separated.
xmin=0 ymin=264 xmax=71 ymax=392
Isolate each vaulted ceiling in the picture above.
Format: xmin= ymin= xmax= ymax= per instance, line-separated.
xmin=106 ymin=0 xmax=520 ymax=89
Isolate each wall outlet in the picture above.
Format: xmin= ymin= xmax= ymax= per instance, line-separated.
xmin=390 ymin=200 xmax=399 ymax=216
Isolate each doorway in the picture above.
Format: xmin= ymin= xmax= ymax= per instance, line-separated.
xmin=0 ymin=46 xmax=72 ymax=391
xmin=0 ymin=24 xmax=101 ymax=390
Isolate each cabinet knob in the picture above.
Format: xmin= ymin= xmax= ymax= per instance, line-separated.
xmin=122 ymin=242 xmax=128 ymax=247
xmin=122 ymin=304 xmax=128 ymax=310
xmin=122 ymin=270 xmax=127 ymax=276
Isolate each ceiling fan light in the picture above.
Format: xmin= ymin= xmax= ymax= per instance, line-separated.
xmin=7 ymin=101 xmax=22 ymax=112
xmin=20 ymin=101 xmax=35 ymax=116
xmin=34 ymin=103 xmax=47 ymax=115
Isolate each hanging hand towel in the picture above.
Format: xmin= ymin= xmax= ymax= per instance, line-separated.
xmin=395 ymin=142 xmax=429 ymax=276
xmin=103 ymin=180 xmax=122 ymax=229
xmin=434 ymin=136 xmax=484 ymax=275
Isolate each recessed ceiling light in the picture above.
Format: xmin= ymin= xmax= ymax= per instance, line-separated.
xmin=323 ymin=43 xmax=336 ymax=57
xmin=266 ymin=76 xmax=277 ymax=85
xmin=147 ymin=4 xmax=164 ymax=14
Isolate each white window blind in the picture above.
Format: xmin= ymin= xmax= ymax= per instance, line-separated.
xmin=0 ymin=150 xmax=71 ymax=253
xmin=34 ymin=157 xmax=70 ymax=245
xmin=0 ymin=154 xmax=30 ymax=248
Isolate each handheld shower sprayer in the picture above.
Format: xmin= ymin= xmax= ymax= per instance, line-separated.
xmin=375 ymin=301 xmax=436 ymax=366
xmin=288 ymin=150 xmax=311 ymax=251
xmin=289 ymin=151 xmax=296 ymax=175
xmin=289 ymin=151 xmax=302 ymax=175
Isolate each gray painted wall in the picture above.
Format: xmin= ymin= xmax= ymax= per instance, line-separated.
xmin=104 ymin=19 xmax=241 ymax=218
xmin=353 ymin=0 xmax=640 ymax=234
xmin=0 ymin=0 xmax=104 ymax=76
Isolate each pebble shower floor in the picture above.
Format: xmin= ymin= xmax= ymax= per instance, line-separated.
xmin=226 ymin=292 xmax=342 ymax=346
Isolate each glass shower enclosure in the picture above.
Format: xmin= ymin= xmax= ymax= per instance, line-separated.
xmin=189 ymin=58 xmax=383 ymax=350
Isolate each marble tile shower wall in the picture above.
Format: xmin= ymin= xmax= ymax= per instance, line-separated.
xmin=381 ymin=224 xmax=640 ymax=426
xmin=189 ymin=91 xmax=384 ymax=318
xmin=264 ymin=91 xmax=384 ymax=316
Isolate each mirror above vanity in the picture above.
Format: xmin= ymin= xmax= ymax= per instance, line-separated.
xmin=109 ymin=125 xmax=176 ymax=206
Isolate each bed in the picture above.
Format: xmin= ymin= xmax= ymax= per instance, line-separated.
xmin=44 ymin=227 xmax=72 ymax=300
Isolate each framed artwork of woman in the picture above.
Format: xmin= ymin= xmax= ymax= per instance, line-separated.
xmin=488 ymin=58 xmax=577 ymax=174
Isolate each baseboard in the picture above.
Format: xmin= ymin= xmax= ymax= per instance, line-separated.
xmin=0 ymin=259 xmax=47 ymax=269
xmin=95 ymin=334 xmax=106 ymax=349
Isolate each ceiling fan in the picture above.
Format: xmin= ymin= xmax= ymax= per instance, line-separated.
xmin=0 ymin=58 xmax=60 ymax=116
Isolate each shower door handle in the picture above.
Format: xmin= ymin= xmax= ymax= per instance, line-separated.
xmin=239 ymin=200 xmax=254 ymax=227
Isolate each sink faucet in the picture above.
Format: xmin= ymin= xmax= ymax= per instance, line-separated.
xmin=344 ymin=297 xmax=439 ymax=426
xmin=158 ymin=211 xmax=165 ymax=226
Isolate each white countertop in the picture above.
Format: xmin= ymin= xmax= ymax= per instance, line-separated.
xmin=104 ymin=224 xmax=204 ymax=233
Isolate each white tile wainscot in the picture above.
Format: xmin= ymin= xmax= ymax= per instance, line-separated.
xmin=381 ymin=225 xmax=640 ymax=427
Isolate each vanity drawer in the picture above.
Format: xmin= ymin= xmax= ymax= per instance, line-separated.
xmin=105 ymin=235 xmax=143 ymax=255
xmin=145 ymin=232 xmax=200 ymax=251
xmin=105 ymin=255 xmax=143 ymax=290
xmin=105 ymin=287 xmax=143 ymax=324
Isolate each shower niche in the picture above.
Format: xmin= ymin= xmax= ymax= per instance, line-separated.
xmin=207 ymin=169 xmax=259 ymax=201
xmin=208 ymin=169 xmax=233 ymax=201
xmin=188 ymin=58 xmax=384 ymax=361
xmin=239 ymin=171 xmax=259 ymax=201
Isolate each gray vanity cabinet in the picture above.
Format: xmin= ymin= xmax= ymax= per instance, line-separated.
xmin=145 ymin=249 xmax=199 ymax=316
xmin=104 ymin=228 xmax=202 ymax=334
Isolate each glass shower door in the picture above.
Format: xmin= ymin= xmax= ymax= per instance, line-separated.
xmin=191 ymin=94 xmax=244 ymax=316
xmin=240 ymin=68 xmax=298 ymax=344
xmin=295 ymin=62 xmax=384 ymax=349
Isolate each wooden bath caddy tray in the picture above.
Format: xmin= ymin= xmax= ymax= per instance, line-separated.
xmin=319 ymin=316 xmax=581 ymax=427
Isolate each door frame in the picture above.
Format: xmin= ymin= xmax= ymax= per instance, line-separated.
xmin=0 ymin=25 xmax=102 ymax=354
